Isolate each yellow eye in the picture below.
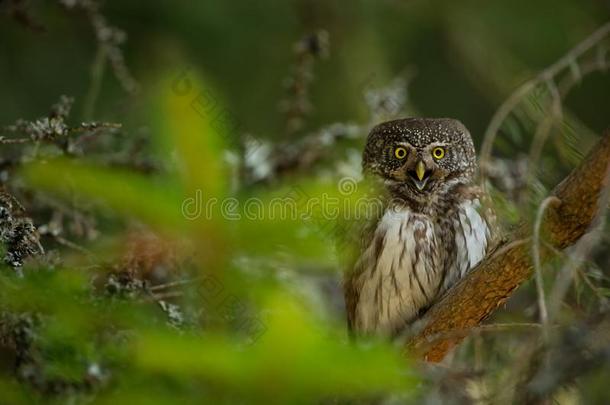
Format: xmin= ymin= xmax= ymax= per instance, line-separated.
xmin=394 ymin=147 xmax=408 ymax=159
xmin=432 ymin=147 xmax=445 ymax=160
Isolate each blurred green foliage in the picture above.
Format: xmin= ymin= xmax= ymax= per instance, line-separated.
xmin=1 ymin=1 xmax=609 ymax=403
xmin=5 ymin=85 xmax=417 ymax=402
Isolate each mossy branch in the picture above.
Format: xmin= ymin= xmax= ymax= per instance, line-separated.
xmin=406 ymin=129 xmax=610 ymax=362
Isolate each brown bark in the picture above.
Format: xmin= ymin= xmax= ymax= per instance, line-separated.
xmin=405 ymin=129 xmax=610 ymax=362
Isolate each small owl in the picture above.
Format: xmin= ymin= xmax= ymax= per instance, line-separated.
xmin=343 ymin=118 xmax=498 ymax=336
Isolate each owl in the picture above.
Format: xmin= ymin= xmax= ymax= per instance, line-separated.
xmin=343 ymin=118 xmax=498 ymax=336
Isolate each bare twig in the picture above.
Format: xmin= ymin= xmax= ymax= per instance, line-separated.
xmin=58 ymin=0 xmax=139 ymax=95
xmin=149 ymin=291 xmax=184 ymax=301
xmin=148 ymin=277 xmax=201 ymax=292
xmin=480 ymin=22 xmax=610 ymax=180
xmin=526 ymin=80 xmax=563 ymax=175
xmin=83 ymin=45 xmax=108 ymax=121
xmin=280 ymin=30 xmax=329 ymax=137
xmin=532 ymin=196 xmax=560 ymax=338
xmin=519 ymin=311 xmax=610 ymax=404
xmin=577 ymin=267 xmax=608 ymax=302
xmin=52 ymin=235 xmax=92 ymax=255
xmin=0 ymin=136 xmax=30 ymax=144
xmin=525 ymin=51 xmax=610 ymax=185
xmin=547 ymin=177 xmax=610 ymax=321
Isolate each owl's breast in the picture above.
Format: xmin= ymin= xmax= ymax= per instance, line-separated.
xmin=352 ymin=206 xmax=443 ymax=335
xmin=350 ymin=197 xmax=493 ymax=336
xmin=440 ymin=198 xmax=491 ymax=293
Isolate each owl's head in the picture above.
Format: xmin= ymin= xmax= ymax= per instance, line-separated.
xmin=362 ymin=118 xmax=477 ymax=201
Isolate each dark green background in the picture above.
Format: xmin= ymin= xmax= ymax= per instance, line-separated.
xmin=2 ymin=0 xmax=609 ymax=145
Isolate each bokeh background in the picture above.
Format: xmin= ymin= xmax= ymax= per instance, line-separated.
xmin=0 ymin=1 xmax=609 ymax=403
xmin=3 ymin=1 xmax=610 ymax=139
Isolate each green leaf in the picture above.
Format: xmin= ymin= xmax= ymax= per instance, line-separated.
xmin=134 ymin=292 xmax=417 ymax=402
xmin=21 ymin=159 xmax=186 ymax=232
xmin=151 ymin=68 xmax=230 ymax=199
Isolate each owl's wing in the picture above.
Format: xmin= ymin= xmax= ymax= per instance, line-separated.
xmin=477 ymin=187 xmax=504 ymax=254
xmin=343 ymin=268 xmax=360 ymax=333
xmin=340 ymin=209 xmax=381 ymax=333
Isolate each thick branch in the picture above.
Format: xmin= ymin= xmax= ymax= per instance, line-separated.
xmin=406 ymin=129 xmax=610 ymax=362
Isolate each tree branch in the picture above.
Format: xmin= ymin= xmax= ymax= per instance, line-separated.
xmin=405 ymin=129 xmax=610 ymax=362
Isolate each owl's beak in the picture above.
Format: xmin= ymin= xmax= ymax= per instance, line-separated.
xmin=410 ymin=160 xmax=430 ymax=191
xmin=415 ymin=161 xmax=426 ymax=181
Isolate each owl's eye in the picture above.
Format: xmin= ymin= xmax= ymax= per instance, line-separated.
xmin=432 ymin=147 xmax=445 ymax=160
xmin=394 ymin=147 xmax=408 ymax=159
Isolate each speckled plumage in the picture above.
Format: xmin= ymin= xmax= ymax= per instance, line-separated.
xmin=344 ymin=118 xmax=498 ymax=336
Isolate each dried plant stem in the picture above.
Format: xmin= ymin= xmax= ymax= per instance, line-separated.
xmin=480 ymin=21 xmax=610 ymax=180
xmin=577 ymin=267 xmax=607 ymax=302
xmin=149 ymin=291 xmax=184 ymax=301
xmin=525 ymin=51 xmax=609 ymax=183
xmin=0 ymin=137 xmax=30 ymax=144
xmin=532 ymin=196 xmax=560 ymax=339
xmin=280 ymin=31 xmax=329 ymax=137
xmin=149 ymin=277 xmax=201 ymax=292
xmin=547 ymin=183 xmax=610 ymax=321
xmin=83 ymin=45 xmax=107 ymax=121
xmin=52 ymin=235 xmax=92 ymax=255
